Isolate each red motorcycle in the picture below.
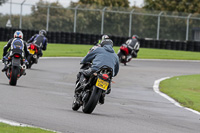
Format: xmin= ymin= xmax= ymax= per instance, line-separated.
xmin=117 ymin=44 xmax=132 ymax=65
xmin=27 ymin=43 xmax=40 ymax=68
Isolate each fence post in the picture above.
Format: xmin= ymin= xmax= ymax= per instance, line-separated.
xmin=19 ymin=0 xmax=26 ymax=29
xmin=157 ymin=11 xmax=163 ymax=40
xmin=129 ymin=9 xmax=134 ymax=37
xmin=46 ymin=4 xmax=51 ymax=31
xmin=9 ymin=0 xmax=12 ymax=26
xmin=73 ymin=5 xmax=80 ymax=33
xmin=101 ymin=7 xmax=107 ymax=35
xmin=186 ymin=14 xmax=192 ymax=41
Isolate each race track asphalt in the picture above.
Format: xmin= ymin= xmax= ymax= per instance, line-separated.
xmin=0 ymin=58 xmax=200 ymax=133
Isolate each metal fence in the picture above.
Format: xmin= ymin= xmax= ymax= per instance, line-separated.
xmin=1 ymin=1 xmax=200 ymax=41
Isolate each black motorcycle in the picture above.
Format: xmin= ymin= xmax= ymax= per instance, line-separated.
xmin=72 ymin=64 xmax=113 ymax=114
xmin=4 ymin=50 xmax=26 ymax=86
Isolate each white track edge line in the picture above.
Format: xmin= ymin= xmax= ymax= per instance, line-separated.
xmin=153 ymin=77 xmax=200 ymax=116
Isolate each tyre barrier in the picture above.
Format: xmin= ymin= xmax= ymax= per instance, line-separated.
xmin=0 ymin=27 xmax=200 ymax=52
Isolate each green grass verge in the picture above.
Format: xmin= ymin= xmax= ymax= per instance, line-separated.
xmin=1 ymin=42 xmax=200 ymax=60
xmin=160 ymin=75 xmax=200 ymax=112
xmin=0 ymin=123 xmax=54 ymax=133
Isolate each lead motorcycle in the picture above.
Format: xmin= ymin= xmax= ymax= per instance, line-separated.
xmin=72 ymin=63 xmax=113 ymax=114
xmin=3 ymin=50 xmax=26 ymax=86
xmin=26 ymin=43 xmax=40 ymax=68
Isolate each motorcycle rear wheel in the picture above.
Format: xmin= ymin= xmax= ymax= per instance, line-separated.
xmin=82 ymin=86 xmax=102 ymax=114
xmin=9 ymin=66 xmax=19 ymax=86
xmin=27 ymin=55 xmax=33 ymax=69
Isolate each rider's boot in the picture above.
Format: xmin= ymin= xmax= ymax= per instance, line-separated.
xmin=2 ymin=65 xmax=8 ymax=72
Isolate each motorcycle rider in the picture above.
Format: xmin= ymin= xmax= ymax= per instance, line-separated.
xmin=2 ymin=30 xmax=30 ymax=73
xmin=89 ymin=35 xmax=109 ymax=53
xmin=76 ymin=35 xmax=119 ymax=104
xmin=124 ymin=35 xmax=140 ymax=61
xmin=27 ymin=29 xmax=48 ymax=57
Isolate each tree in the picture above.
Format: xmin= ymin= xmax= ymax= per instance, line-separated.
xmin=77 ymin=0 xmax=130 ymax=7
xmin=144 ymin=0 xmax=200 ymax=13
xmin=0 ymin=0 xmax=8 ymax=6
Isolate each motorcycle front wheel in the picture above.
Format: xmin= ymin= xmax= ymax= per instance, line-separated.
xmin=82 ymin=86 xmax=102 ymax=114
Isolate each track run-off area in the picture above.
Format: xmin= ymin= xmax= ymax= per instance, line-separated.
xmin=0 ymin=57 xmax=200 ymax=133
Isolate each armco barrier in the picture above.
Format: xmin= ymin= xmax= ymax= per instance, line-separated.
xmin=0 ymin=27 xmax=200 ymax=52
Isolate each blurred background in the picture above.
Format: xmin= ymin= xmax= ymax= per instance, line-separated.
xmin=0 ymin=0 xmax=200 ymax=41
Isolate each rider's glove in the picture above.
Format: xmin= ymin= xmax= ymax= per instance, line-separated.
xmin=24 ymin=59 xmax=29 ymax=65
xmin=2 ymin=56 xmax=8 ymax=63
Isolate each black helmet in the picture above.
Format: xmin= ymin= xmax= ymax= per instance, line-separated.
xmin=39 ymin=29 xmax=47 ymax=36
xmin=132 ymin=35 xmax=139 ymax=39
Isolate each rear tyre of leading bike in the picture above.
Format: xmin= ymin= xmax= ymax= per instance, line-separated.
xmin=82 ymin=86 xmax=102 ymax=114
xmin=9 ymin=66 xmax=19 ymax=86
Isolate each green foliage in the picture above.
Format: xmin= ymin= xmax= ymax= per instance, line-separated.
xmin=0 ymin=0 xmax=200 ymax=40
xmin=144 ymin=0 xmax=200 ymax=13
xmin=78 ymin=0 xmax=130 ymax=7
xmin=160 ymin=75 xmax=200 ymax=112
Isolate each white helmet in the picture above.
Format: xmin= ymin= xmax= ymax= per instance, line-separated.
xmin=14 ymin=30 xmax=23 ymax=39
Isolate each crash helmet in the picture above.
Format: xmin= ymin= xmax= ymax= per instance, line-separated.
xmin=100 ymin=39 xmax=113 ymax=47
xmin=102 ymin=35 xmax=109 ymax=41
xmin=132 ymin=35 xmax=139 ymax=39
xmin=14 ymin=30 xmax=23 ymax=39
xmin=39 ymin=29 xmax=47 ymax=36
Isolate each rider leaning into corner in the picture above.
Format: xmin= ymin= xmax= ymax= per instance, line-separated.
xmin=76 ymin=35 xmax=120 ymax=104
xmin=27 ymin=29 xmax=48 ymax=57
xmin=2 ymin=30 xmax=30 ymax=73
xmin=125 ymin=35 xmax=140 ymax=61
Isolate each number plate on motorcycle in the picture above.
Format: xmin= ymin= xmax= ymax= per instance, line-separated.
xmin=29 ymin=49 xmax=35 ymax=54
xmin=96 ymin=78 xmax=109 ymax=90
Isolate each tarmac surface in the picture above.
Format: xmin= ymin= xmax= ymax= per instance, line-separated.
xmin=0 ymin=58 xmax=200 ymax=133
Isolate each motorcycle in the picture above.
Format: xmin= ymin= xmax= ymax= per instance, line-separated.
xmin=72 ymin=63 xmax=113 ymax=114
xmin=117 ymin=44 xmax=132 ymax=65
xmin=27 ymin=43 xmax=40 ymax=68
xmin=4 ymin=51 xmax=26 ymax=86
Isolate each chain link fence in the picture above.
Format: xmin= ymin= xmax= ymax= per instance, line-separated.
xmin=1 ymin=1 xmax=200 ymax=41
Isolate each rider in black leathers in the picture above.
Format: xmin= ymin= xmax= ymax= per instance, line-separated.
xmin=2 ymin=30 xmax=30 ymax=73
xmin=27 ymin=29 xmax=48 ymax=57
xmin=124 ymin=35 xmax=140 ymax=61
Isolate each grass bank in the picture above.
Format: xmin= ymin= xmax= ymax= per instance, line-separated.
xmin=160 ymin=75 xmax=200 ymax=112
xmin=43 ymin=44 xmax=200 ymax=60
xmin=1 ymin=42 xmax=200 ymax=60
xmin=0 ymin=123 xmax=54 ymax=133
